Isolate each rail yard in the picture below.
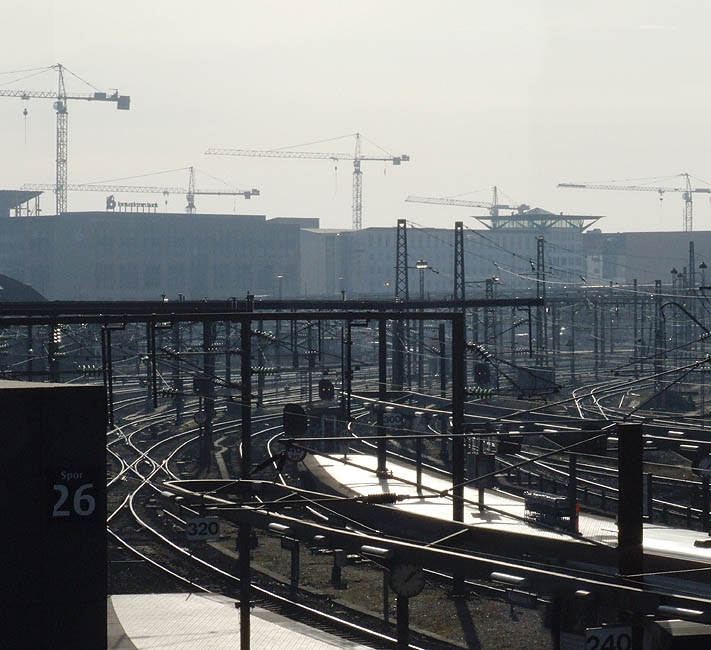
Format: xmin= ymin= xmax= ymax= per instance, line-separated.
xmin=3 ymin=289 xmax=711 ymax=649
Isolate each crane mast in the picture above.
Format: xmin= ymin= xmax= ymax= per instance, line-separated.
xmin=352 ymin=133 xmax=363 ymax=230
xmin=56 ymin=65 xmax=68 ymax=214
xmin=206 ymin=133 xmax=409 ymax=230
xmin=0 ymin=63 xmax=130 ymax=215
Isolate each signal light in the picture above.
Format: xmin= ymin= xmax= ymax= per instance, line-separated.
xmin=319 ymin=378 xmax=335 ymax=401
xmin=474 ymin=362 xmax=491 ymax=386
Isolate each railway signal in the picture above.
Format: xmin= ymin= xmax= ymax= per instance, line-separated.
xmin=474 ymin=362 xmax=492 ymax=386
xmin=283 ymin=403 xmax=308 ymax=437
xmin=318 ymin=378 xmax=335 ymax=401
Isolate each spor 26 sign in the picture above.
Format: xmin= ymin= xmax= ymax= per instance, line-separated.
xmin=49 ymin=468 xmax=101 ymax=520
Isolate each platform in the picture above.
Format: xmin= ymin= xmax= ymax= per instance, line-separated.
xmin=306 ymin=451 xmax=711 ymax=566
xmin=108 ymin=593 xmax=374 ymax=649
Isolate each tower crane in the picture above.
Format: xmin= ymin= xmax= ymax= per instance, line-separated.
xmin=22 ymin=168 xmax=259 ymax=213
xmin=206 ymin=133 xmax=409 ymax=230
xmin=0 ymin=64 xmax=130 ymax=215
xmin=406 ymin=186 xmax=529 ymax=218
xmin=558 ymin=173 xmax=711 ymax=232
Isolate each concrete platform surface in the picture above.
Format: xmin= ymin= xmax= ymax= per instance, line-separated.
xmin=109 ymin=593 xmax=374 ymax=649
xmin=309 ymin=451 xmax=711 ymax=564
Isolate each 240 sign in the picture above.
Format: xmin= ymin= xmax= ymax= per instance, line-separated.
xmin=585 ymin=626 xmax=632 ymax=650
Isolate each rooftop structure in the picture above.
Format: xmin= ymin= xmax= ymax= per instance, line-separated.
xmin=475 ymin=206 xmax=602 ymax=231
xmin=0 ymin=190 xmax=42 ymax=218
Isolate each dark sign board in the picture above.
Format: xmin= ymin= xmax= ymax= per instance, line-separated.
xmin=1 ymin=381 xmax=106 ymax=650
xmin=283 ymin=403 xmax=308 ymax=436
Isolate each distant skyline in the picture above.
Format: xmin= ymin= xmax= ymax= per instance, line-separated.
xmin=2 ymin=1 xmax=710 ymax=232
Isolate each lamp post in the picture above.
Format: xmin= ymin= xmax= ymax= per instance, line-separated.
xmin=416 ymin=260 xmax=429 ymax=391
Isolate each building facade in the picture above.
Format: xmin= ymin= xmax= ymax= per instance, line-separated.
xmin=300 ymin=208 xmax=590 ymax=299
xmin=0 ymin=209 xmax=303 ymax=300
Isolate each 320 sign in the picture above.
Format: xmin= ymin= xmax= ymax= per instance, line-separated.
xmin=185 ymin=517 xmax=220 ymax=541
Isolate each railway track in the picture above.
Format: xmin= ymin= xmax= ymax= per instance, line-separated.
xmin=106 ymin=395 xmax=466 ymax=649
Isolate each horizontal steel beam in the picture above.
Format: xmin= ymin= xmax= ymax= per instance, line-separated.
xmin=0 ymin=310 xmax=468 ymax=327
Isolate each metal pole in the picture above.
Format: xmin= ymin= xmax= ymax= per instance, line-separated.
xmin=418 ymin=268 xmax=425 ymax=390
xmin=239 ymin=523 xmax=251 ymax=650
xmin=655 ymin=280 xmax=664 ymax=399
xmin=600 ymin=297 xmax=606 ymax=370
xmin=291 ymin=317 xmax=298 ymax=369
xmin=241 ymin=318 xmax=252 ymax=479
xmin=702 ymin=476 xmax=710 ymax=533
xmin=510 ymin=306 xmax=516 ymax=374
xmin=48 ymin=323 xmax=59 ymax=382
xmin=452 ymin=314 xmax=465 ymax=524
xmin=172 ymin=322 xmax=183 ymax=423
xmin=396 ymin=595 xmax=409 ymax=650
xmin=570 ymin=306 xmax=576 ymax=382
xmin=452 ymin=313 xmax=466 ymax=596
xmin=150 ymin=322 xmax=158 ymax=409
xmin=276 ymin=277 xmax=282 ymax=370
xmin=439 ymin=323 xmax=447 ymax=459
xmin=340 ymin=324 xmax=345 ymax=421
xmin=346 ymin=320 xmax=352 ymax=421
xmin=106 ymin=328 xmax=114 ymax=427
xmin=202 ymin=321 xmax=215 ymax=474
xmin=593 ymin=301 xmax=599 ymax=378
xmin=568 ymin=453 xmax=577 ymax=534
xmin=618 ymin=422 xmax=643 ymax=577
xmin=101 ymin=328 xmax=109 ymax=424
xmin=551 ymin=303 xmax=558 ymax=370
xmin=307 ymin=320 xmax=313 ymax=406
xmin=377 ymin=317 xmax=387 ymax=476
xmin=26 ymin=324 xmax=33 ymax=379
xmin=257 ymin=319 xmax=265 ymax=407
xmin=225 ymin=320 xmax=232 ymax=385
xmin=633 ymin=279 xmax=638 ymax=378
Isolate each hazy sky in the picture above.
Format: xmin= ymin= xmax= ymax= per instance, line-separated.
xmin=2 ymin=1 xmax=710 ymax=232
